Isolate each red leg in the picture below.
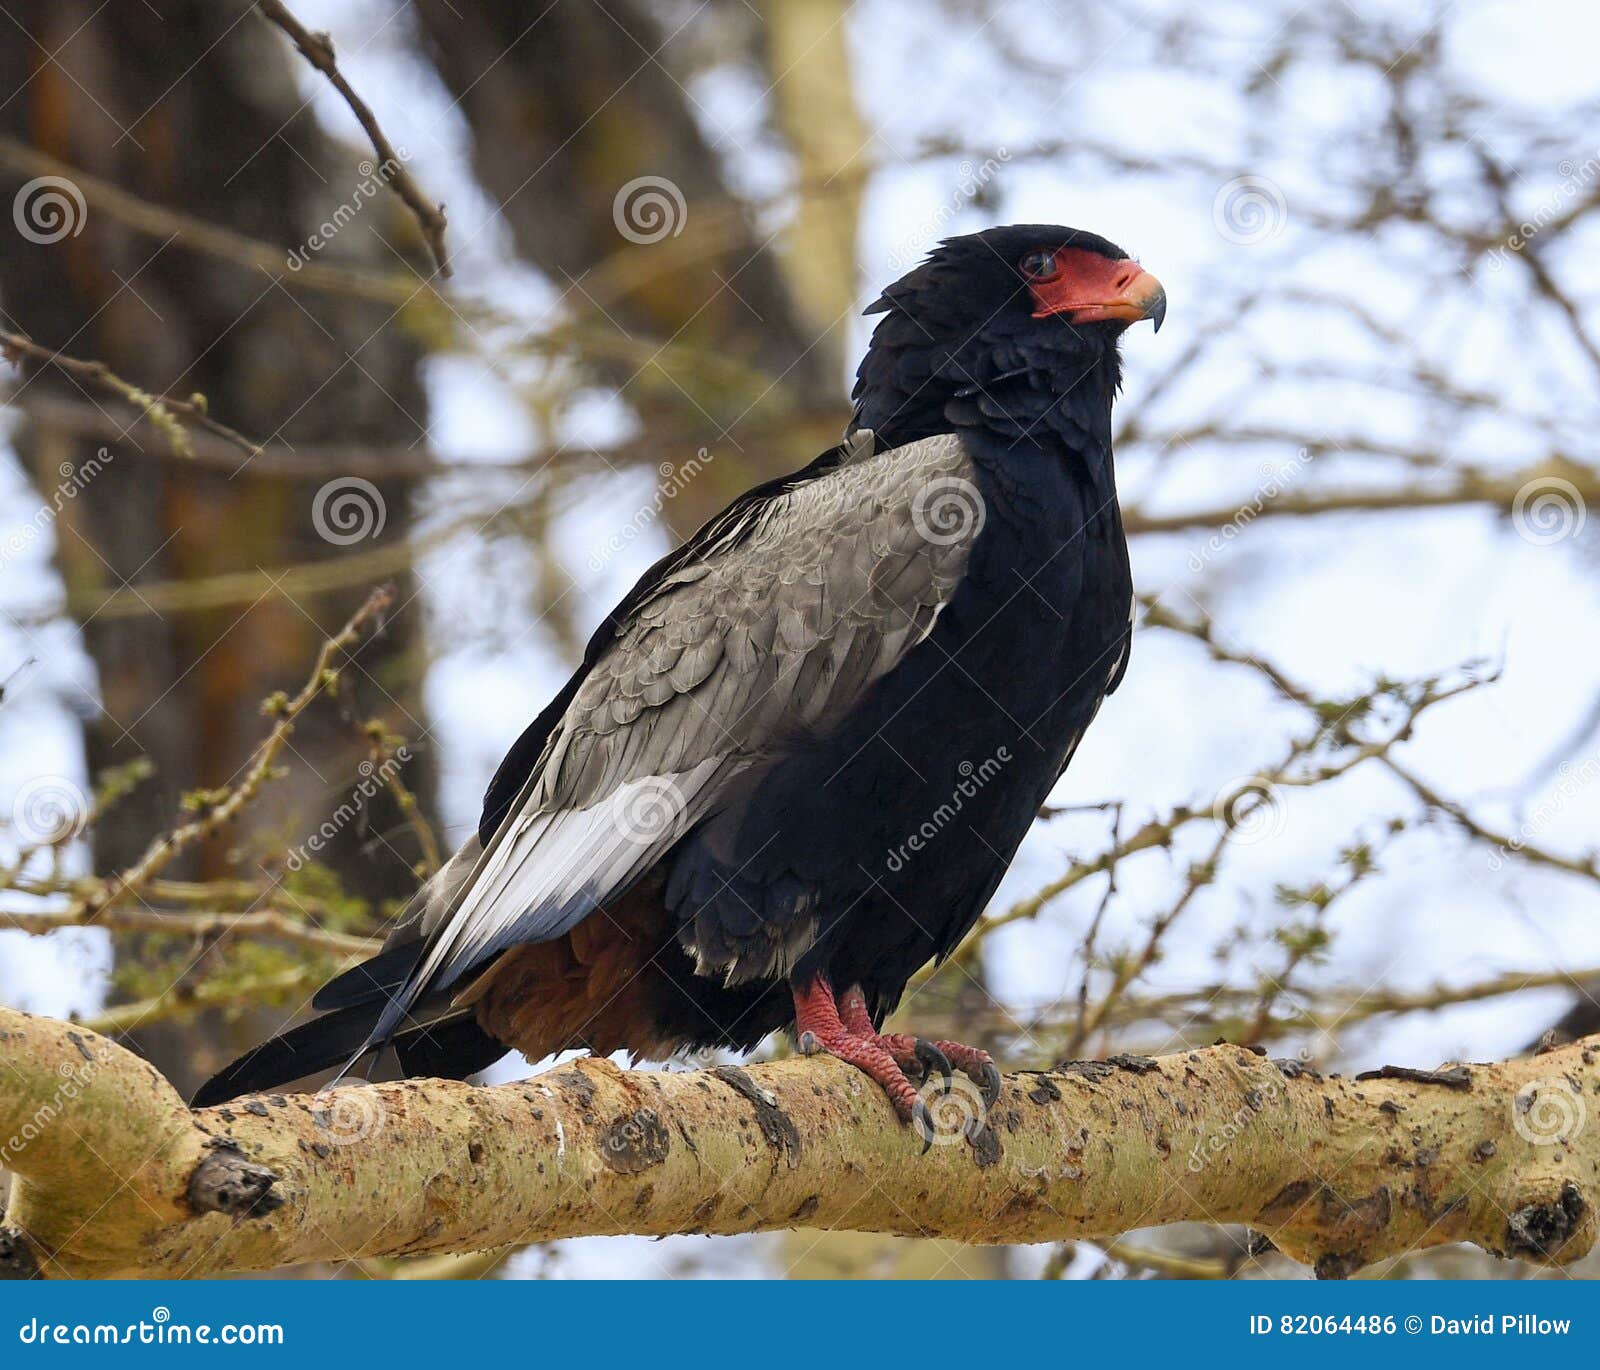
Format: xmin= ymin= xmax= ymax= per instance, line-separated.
xmin=837 ymin=986 xmax=948 ymax=1085
xmin=792 ymin=976 xmax=924 ymax=1126
xmin=799 ymin=979 xmax=1004 ymax=1138
xmin=836 ymin=984 xmax=875 ymax=1035
xmin=837 ymin=984 xmax=1000 ymax=1106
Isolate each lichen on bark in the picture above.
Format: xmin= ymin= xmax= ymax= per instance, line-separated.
xmin=0 ymin=1005 xmax=1594 ymax=1278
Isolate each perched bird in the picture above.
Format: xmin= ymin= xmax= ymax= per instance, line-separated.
xmin=197 ymin=224 xmax=1165 ymax=1134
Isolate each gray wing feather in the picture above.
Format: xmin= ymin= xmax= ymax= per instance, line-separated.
xmin=384 ymin=433 xmax=978 ymax=1025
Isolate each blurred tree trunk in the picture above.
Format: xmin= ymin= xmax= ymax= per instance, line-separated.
xmin=407 ymin=0 xmax=859 ymax=530
xmin=0 ymin=1 xmax=435 ymax=1093
xmin=758 ymin=0 xmax=868 ymax=370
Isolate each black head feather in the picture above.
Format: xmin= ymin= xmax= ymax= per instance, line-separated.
xmin=852 ymin=224 xmax=1142 ymax=453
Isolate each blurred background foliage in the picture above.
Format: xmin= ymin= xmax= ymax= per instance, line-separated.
xmin=2 ymin=0 xmax=1600 ymax=1279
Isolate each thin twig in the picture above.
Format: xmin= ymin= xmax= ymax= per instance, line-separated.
xmin=74 ymin=586 xmax=395 ymax=923
xmin=0 ymin=329 xmax=262 ymax=462
xmin=255 ymin=0 xmax=450 ymax=277
xmin=1 ymin=902 xmax=380 ymax=959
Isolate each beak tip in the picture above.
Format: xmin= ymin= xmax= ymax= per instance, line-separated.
xmin=1149 ymin=288 xmax=1168 ymax=334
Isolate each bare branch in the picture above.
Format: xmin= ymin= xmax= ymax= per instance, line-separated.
xmin=2 ymin=1007 xmax=1594 ymax=1279
xmin=1 ymin=903 xmax=379 ymax=961
xmin=0 ymin=329 xmax=262 ymax=462
xmin=253 ymin=0 xmax=450 ymax=277
xmin=73 ymin=587 xmax=394 ymax=924
xmin=0 ymin=135 xmax=425 ymax=309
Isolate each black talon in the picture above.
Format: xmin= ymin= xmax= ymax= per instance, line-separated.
xmin=911 ymin=1096 xmax=935 ymax=1153
xmin=915 ymin=1039 xmax=953 ymax=1091
xmin=974 ymin=1061 xmax=1002 ymax=1111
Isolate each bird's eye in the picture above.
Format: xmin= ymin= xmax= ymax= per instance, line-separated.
xmin=1019 ymin=249 xmax=1060 ymax=280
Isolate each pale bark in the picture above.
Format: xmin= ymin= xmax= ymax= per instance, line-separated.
xmin=0 ymin=1004 xmax=1594 ymax=1280
xmin=760 ymin=0 xmax=868 ymax=375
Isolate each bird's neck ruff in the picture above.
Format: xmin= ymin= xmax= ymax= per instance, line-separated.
xmin=850 ymin=307 xmax=1122 ymax=474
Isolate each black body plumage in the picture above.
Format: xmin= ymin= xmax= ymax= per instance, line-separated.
xmin=195 ymin=224 xmax=1151 ymax=1106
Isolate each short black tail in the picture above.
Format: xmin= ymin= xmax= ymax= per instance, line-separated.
xmin=191 ymin=1004 xmax=506 ymax=1107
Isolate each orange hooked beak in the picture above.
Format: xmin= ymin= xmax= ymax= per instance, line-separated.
xmin=1029 ymin=258 xmax=1167 ymax=332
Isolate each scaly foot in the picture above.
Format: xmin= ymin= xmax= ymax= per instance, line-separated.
xmin=837 ymin=984 xmax=1002 ymax=1112
xmin=792 ymin=977 xmax=1001 ymax=1149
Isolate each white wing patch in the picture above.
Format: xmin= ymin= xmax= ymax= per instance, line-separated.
xmin=370 ymin=433 xmax=980 ymax=1037
xmin=410 ymin=759 xmax=727 ymax=1008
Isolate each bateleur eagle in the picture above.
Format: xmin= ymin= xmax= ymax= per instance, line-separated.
xmin=197 ymin=224 xmax=1166 ymax=1137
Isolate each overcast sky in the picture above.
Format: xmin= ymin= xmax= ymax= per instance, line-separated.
xmin=3 ymin=0 xmax=1599 ymax=1275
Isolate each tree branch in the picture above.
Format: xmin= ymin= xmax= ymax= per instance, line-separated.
xmin=71 ymin=587 xmax=394 ymax=924
xmin=0 ymin=135 xmax=427 ymax=309
xmin=0 ymin=328 xmax=263 ymax=462
xmin=1 ymin=1006 xmax=1594 ymax=1279
xmin=254 ymin=0 xmax=450 ymax=278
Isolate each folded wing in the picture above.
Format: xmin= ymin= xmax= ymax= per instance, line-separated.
xmin=366 ymin=432 xmax=978 ymax=1044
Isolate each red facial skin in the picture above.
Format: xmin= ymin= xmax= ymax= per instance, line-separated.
xmin=1025 ymin=247 xmax=1166 ymax=327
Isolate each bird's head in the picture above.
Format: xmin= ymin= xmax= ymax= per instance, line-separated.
xmin=852 ymin=224 xmax=1165 ymax=451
